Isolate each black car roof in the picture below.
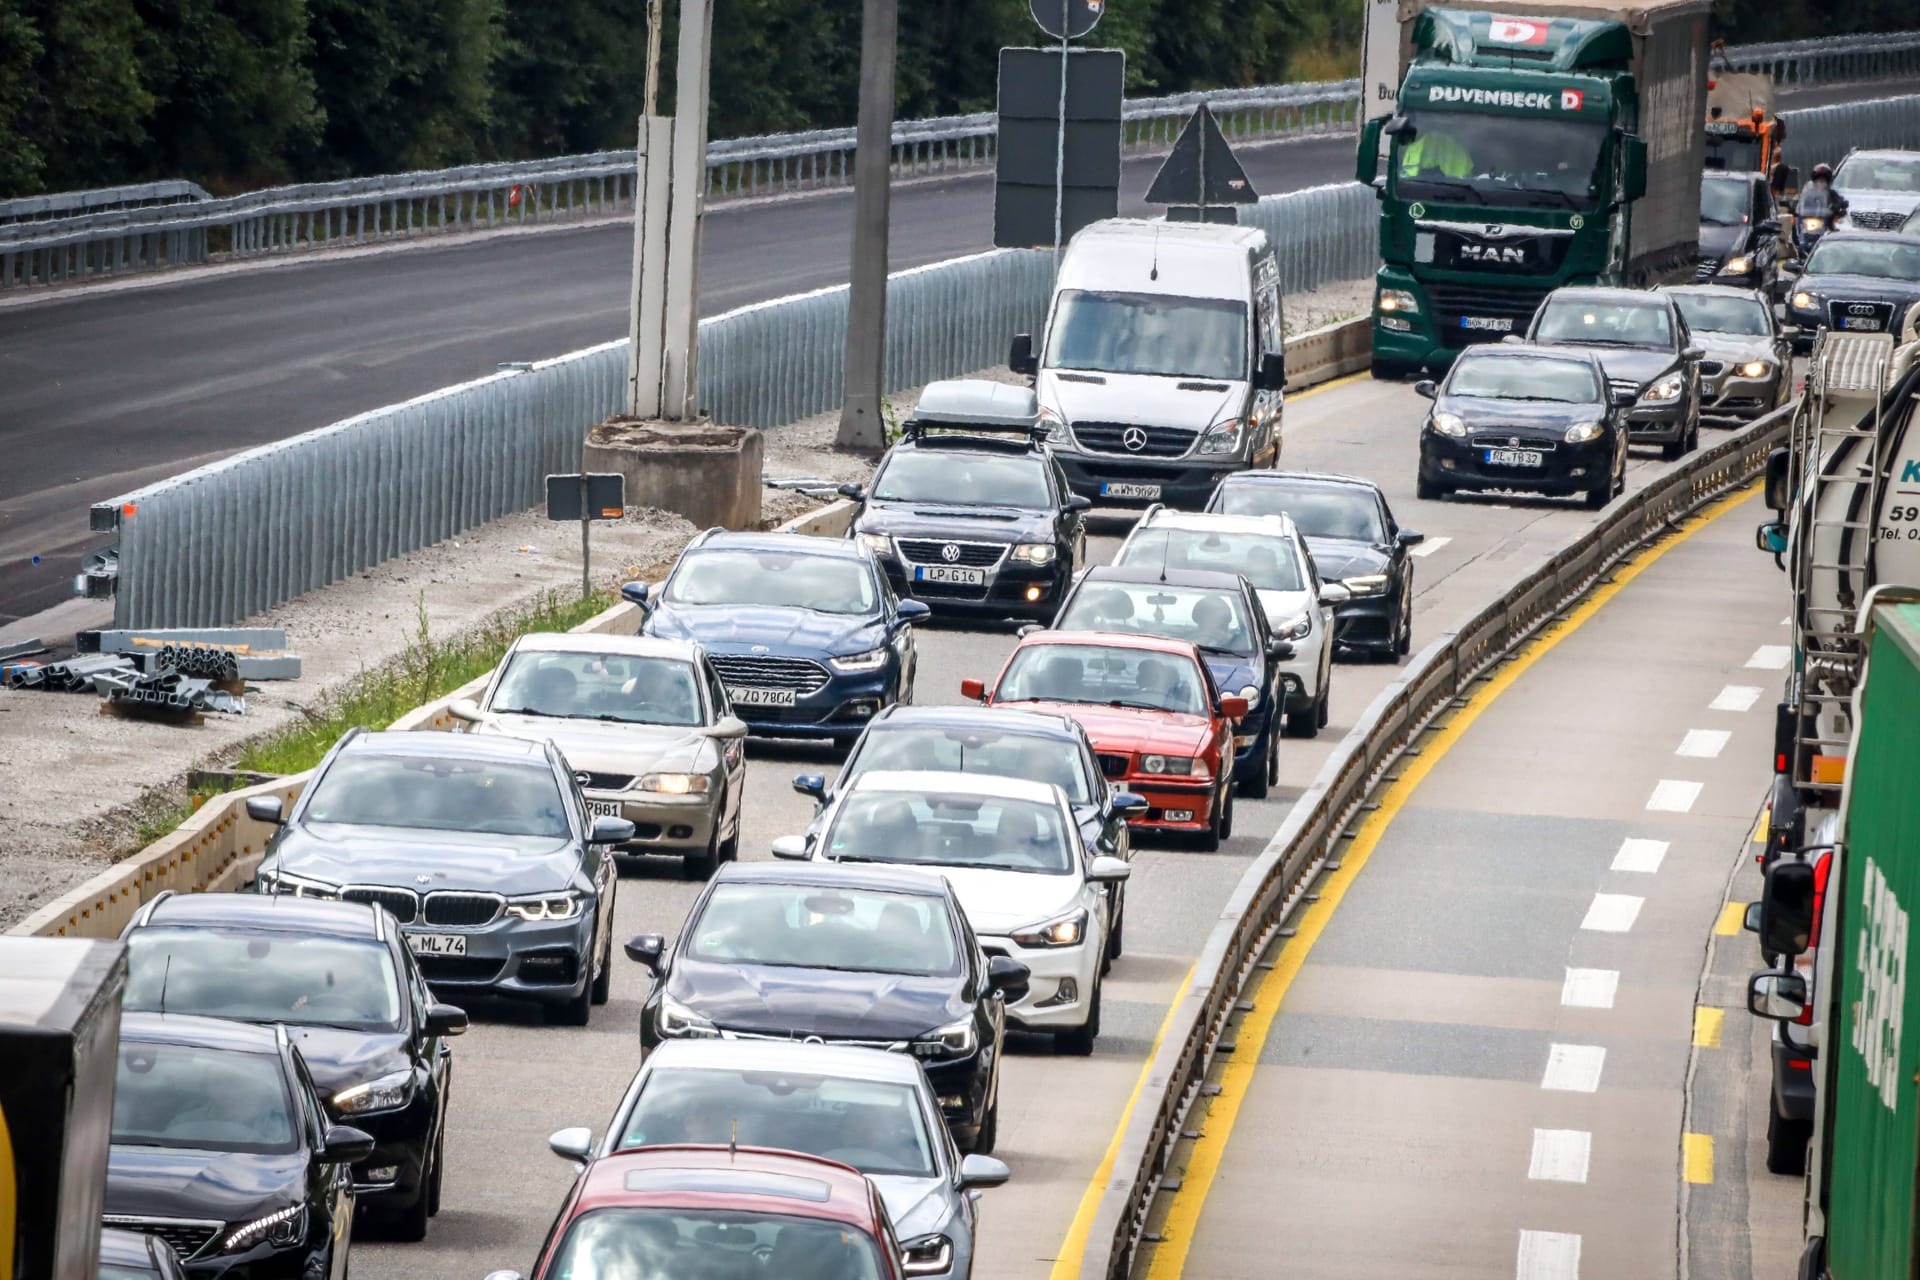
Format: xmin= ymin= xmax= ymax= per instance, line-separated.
xmin=340 ymin=728 xmax=549 ymax=762
xmin=891 ymin=433 xmax=1043 ymax=456
xmin=711 ymin=860 xmax=951 ymax=897
xmin=865 ymin=704 xmax=1080 ymax=742
xmin=141 ymin=891 xmax=383 ymax=939
xmin=119 ymin=1010 xmax=287 ymax=1054
xmin=1077 ymin=564 xmax=1248 ymax=592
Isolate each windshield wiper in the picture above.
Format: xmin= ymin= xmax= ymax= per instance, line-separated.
xmin=1404 ymin=178 xmax=1485 ymax=205
xmin=1196 ymin=643 xmax=1254 ymax=658
xmin=494 ymin=706 xmax=565 ymax=718
xmin=1106 ymin=698 xmax=1176 ymax=713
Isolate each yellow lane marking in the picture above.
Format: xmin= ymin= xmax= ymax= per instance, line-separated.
xmin=1693 ymin=1007 xmax=1725 ymax=1048
xmin=1129 ymin=482 xmax=1762 ymax=1280
xmin=1715 ymin=902 xmax=1748 ymax=936
xmin=1045 ymin=965 xmax=1195 ymax=1280
xmin=1288 ymin=371 xmax=1367 ymax=402
xmin=1684 ymin=1133 xmax=1716 ymax=1184
xmin=1750 ymin=806 xmax=1770 ymax=846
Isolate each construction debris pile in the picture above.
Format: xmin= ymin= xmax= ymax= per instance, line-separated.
xmin=2 ymin=627 xmax=303 ymax=724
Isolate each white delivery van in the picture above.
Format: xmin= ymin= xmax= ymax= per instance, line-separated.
xmin=1009 ymin=218 xmax=1287 ymax=509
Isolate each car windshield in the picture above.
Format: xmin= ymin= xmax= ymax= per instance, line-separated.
xmin=1115 ymin=527 xmax=1305 ymax=592
xmin=618 ymin=1067 xmax=937 ymax=1177
xmin=1391 ymin=112 xmax=1607 ymax=209
xmin=1805 ymin=239 xmax=1920 ymax=282
xmin=1670 ymin=293 xmax=1771 ymax=336
xmin=112 ymin=1041 xmax=297 ymax=1155
xmin=996 ymin=643 xmax=1209 ymax=716
xmin=1055 ymin=582 xmax=1256 ymax=657
xmin=1446 ymin=355 xmax=1599 ymax=403
xmin=1703 ymin=134 xmax=1765 ymax=174
xmin=1211 ymin=481 xmax=1387 ymax=543
xmin=302 ymin=754 xmax=570 ymax=838
xmin=1046 ymin=290 xmax=1248 ymax=381
xmin=666 ymin=549 xmax=877 ymax=614
xmin=1699 ymin=177 xmax=1751 ymax=226
xmin=873 ymin=451 xmax=1051 ymax=508
xmin=124 ymin=929 xmax=402 ymax=1031
xmin=547 ymin=1208 xmax=886 ymax=1280
xmin=1836 ymin=154 xmax=1920 ymax=193
xmin=686 ymin=883 xmax=961 ymax=977
xmin=846 ymin=725 xmax=1091 ymax=803
xmin=1533 ymin=300 xmax=1674 ymax=349
xmin=826 ymin=790 xmax=1075 ymax=874
xmin=490 ymin=650 xmax=703 ymax=727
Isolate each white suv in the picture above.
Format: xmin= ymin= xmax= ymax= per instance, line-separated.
xmin=1111 ymin=507 xmax=1344 ymax=738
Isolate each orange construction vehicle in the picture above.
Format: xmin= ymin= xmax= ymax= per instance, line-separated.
xmin=1705 ymin=52 xmax=1795 ymax=198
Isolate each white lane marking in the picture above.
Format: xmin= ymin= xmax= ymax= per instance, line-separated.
xmin=1517 ymin=1231 xmax=1582 ymax=1280
xmin=1562 ymin=968 xmax=1620 ymax=1008
xmin=1747 ymin=645 xmax=1791 ymax=670
xmin=1647 ymin=779 xmax=1703 ymax=812
xmin=1612 ymin=837 xmax=1669 ymax=874
xmin=1541 ymin=1044 xmax=1607 ymax=1093
xmin=1528 ymin=1129 xmax=1593 ymax=1183
xmin=1677 ymin=729 xmax=1731 ymax=759
xmin=1409 ymin=535 xmax=1452 ymax=558
xmin=1710 ymin=684 xmax=1763 ymax=712
xmin=1581 ymin=893 xmax=1644 ymax=933
xmin=1782 ymin=615 xmax=1791 ymax=626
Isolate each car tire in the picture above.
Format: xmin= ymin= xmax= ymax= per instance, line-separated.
xmin=1315 ymin=683 xmax=1331 ymax=730
xmin=1661 ymin=433 xmax=1687 ymax=461
xmin=684 ymin=828 xmax=722 ymax=881
xmin=1242 ymin=718 xmax=1280 ymax=792
xmin=1416 ymin=470 xmax=1448 ymax=501
xmin=1196 ymin=786 xmax=1226 ymax=852
xmin=1395 ymin=586 xmax=1413 ymax=658
xmin=1106 ymin=891 xmax=1125 ymax=963
xmin=1766 ymin=1104 xmax=1811 ymax=1176
xmin=1218 ymin=784 xmax=1234 ymax=842
xmin=1055 ymin=978 xmax=1101 ymax=1057
xmin=545 ymin=980 xmax=593 ymax=1027
xmin=391 ymin=1175 xmax=431 ymax=1243
xmin=1282 ymin=700 xmax=1316 ymax=741
xmin=590 ymin=921 xmax=613 ymax=1006
xmin=427 ymin=1121 xmax=444 ymax=1217
xmin=1583 ymin=468 xmax=1611 ymax=510
xmin=972 ymin=1095 xmax=999 ymax=1156
xmin=1371 ymin=359 xmax=1410 ymax=382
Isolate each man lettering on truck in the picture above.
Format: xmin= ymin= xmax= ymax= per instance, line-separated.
xmin=1400 ymin=128 xmax=1473 ymax=180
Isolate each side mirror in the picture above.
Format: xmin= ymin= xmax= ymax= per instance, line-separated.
xmin=771 ymin=834 xmax=810 ymax=861
xmin=547 ymin=1126 xmax=594 ymax=1164
xmin=792 ymin=773 xmax=828 ymax=801
xmin=837 ymin=482 xmax=867 ymax=502
xmin=245 ymin=796 xmax=285 ymax=825
xmin=1743 ymin=902 xmax=1763 ymax=933
xmin=1087 ymin=856 xmax=1132 ymax=883
xmin=1319 ymin=582 xmax=1352 ymax=606
xmin=1219 ymin=695 xmax=1251 ymax=719
xmin=708 ymin=715 xmax=749 ymax=739
xmin=1621 ymin=134 xmax=1649 ymax=203
xmin=1264 ymin=638 xmax=1295 ymax=661
xmin=1009 ymin=333 xmax=1038 ymax=377
xmin=1779 ymin=324 xmax=1801 ymax=340
xmin=1355 ymin=116 xmax=1385 ymax=184
xmin=319 ymin=1124 xmax=376 ymax=1165
xmin=1758 ymin=218 xmax=1781 ymax=234
xmin=590 ymin=815 xmax=637 ymax=846
xmin=896 ymin=599 xmax=932 ymax=623
xmin=960 ymin=678 xmax=987 ymax=702
xmin=1412 ymin=380 xmax=1437 ymax=400
xmin=1759 ymin=857 xmax=1818 ymax=957
xmin=1396 ymin=528 xmax=1425 ymax=546
xmin=958 ymin=1153 xmax=1012 ymax=1189
xmin=1256 ymin=351 xmax=1287 ymax=391
xmin=620 ymin=581 xmax=651 ymax=610
xmin=1610 ymin=388 xmax=1639 ymax=408
xmin=986 ymin=955 xmax=1030 ymax=1002
xmin=1756 ymin=522 xmax=1789 ymax=558
xmin=1067 ymin=495 xmax=1094 ymax=513
xmin=423 ymin=1002 xmax=469 ymax=1038
xmin=1682 ymin=346 xmax=1706 ymax=362
xmin=1108 ymin=791 xmax=1149 ymax=817
xmin=624 ymin=933 xmax=666 ymax=971
xmin=1381 ymin=113 xmax=1412 ymax=138
xmin=1748 ymin=970 xmax=1809 ymax=1021
xmin=1015 ymin=623 xmax=1043 ymax=639
xmin=1779 ymin=260 xmax=1802 ymax=277
xmin=448 ymin=697 xmax=486 ymax=724
xmin=1500 ymin=333 xmax=1528 ymax=345
xmin=483 ymin=1272 xmax=526 ymax=1280
xmin=1764 ymin=445 xmax=1792 ymax=512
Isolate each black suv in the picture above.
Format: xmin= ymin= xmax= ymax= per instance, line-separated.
xmin=1525 ymin=287 xmax=1704 ymax=460
xmin=842 ymin=381 xmax=1090 ymax=622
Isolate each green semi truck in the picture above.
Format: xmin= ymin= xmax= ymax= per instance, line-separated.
xmin=1355 ymin=0 xmax=1712 ymax=378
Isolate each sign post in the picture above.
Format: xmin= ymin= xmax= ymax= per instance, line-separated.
xmin=1030 ymin=0 xmax=1104 ymax=262
xmin=546 ymin=473 xmax=627 ymax=600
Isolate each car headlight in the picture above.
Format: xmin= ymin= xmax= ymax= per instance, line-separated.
xmin=900 ymin=1234 xmax=956 ymax=1278
xmin=1140 ymin=754 xmax=1204 ymax=775
xmin=910 ymin=1017 xmax=977 ymax=1058
xmin=1640 ymin=373 xmax=1685 ymax=404
xmin=830 ymin=646 xmax=891 ymax=672
xmin=333 ymin=1069 xmax=412 ymax=1116
xmin=1738 ymin=360 xmax=1772 ymax=379
xmin=856 ymin=532 xmax=892 ymax=557
xmin=1198 ymin=419 xmax=1244 ymax=455
xmin=1011 ymin=909 xmax=1087 ymax=949
xmin=1564 ymin=421 xmax=1605 ymax=443
xmin=1801 ymin=216 xmax=1825 ymax=232
xmin=1717 ymin=254 xmax=1753 ymax=276
xmin=1792 ymin=291 xmax=1816 ymax=311
xmin=1431 ymin=411 xmax=1467 ymax=438
xmin=1236 ymin=684 xmax=1262 ymax=710
xmin=636 ymin=772 xmax=712 ymax=795
xmin=223 ymin=1205 xmax=305 ymax=1253
xmin=657 ymin=993 xmax=719 ymax=1039
xmin=1011 ymin=542 xmax=1056 ymax=565
xmin=1342 ymin=574 xmax=1390 ymax=597
xmin=506 ymin=891 xmax=586 ymax=922
xmin=1276 ymin=611 xmax=1311 ymax=640
xmin=256 ymin=868 xmax=339 ymax=900
xmin=1378 ymin=287 xmax=1421 ymax=314
xmin=1037 ymin=405 xmax=1068 ymax=443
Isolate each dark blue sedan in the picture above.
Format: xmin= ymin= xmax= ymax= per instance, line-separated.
xmin=628 ymin=531 xmax=927 ymax=742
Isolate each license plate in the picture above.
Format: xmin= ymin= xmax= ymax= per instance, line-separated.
xmin=1840 ymin=316 xmax=1882 ymax=331
xmin=586 ymin=800 xmax=622 ymax=819
xmin=407 ymin=933 xmax=467 ymax=957
xmin=728 ymin=686 xmax=797 ymax=707
xmin=1163 ymin=809 xmax=1195 ymax=822
xmin=1099 ymin=483 xmax=1161 ymax=500
xmin=914 ymin=565 xmax=986 ymax=585
xmin=1485 ymin=448 xmax=1544 ymax=467
xmin=1460 ymin=316 xmax=1513 ymax=331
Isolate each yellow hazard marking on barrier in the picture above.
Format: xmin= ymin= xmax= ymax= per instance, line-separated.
xmin=1693 ymin=1007 xmax=1725 ymax=1048
xmin=1684 ymin=1133 xmax=1715 ymax=1184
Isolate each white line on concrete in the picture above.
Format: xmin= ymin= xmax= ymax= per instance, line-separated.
xmin=1528 ymin=1129 xmax=1593 ymax=1183
xmin=1541 ymin=1043 xmax=1607 ymax=1093
xmin=1561 ymin=968 xmax=1620 ymax=1008
xmin=1746 ymin=645 xmax=1791 ymax=670
xmin=1410 ymin=535 xmax=1452 ymax=558
xmin=1612 ymin=837 xmax=1669 ymax=874
xmin=1647 ymin=779 xmax=1703 ymax=812
xmin=1709 ymin=684 xmax=1763 ymax=712
xmin=1676 ymin=729 xmax=1731 ymax=759
xmin=1517 ymin=1230 xmax=1583 ymax=1280
xmin=1581 ymin=893 xmax=1644 ymax=933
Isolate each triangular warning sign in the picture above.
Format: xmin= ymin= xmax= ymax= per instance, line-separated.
xmin=1145 ymin=103 xmax=1258 ymax=207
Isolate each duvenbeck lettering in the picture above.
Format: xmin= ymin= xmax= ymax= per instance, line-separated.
xmin=1425 ymin=85 xmax=1577 ymax=110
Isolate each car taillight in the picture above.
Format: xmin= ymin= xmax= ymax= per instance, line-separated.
xmin=1789 ymin=1059 xmax=1813 ymax=1071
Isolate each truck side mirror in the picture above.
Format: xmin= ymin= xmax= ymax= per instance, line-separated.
xmin=1009 ymin=334 xmax=1038 ymax=377
xmin=1355 ymin=117 xmax=1386 ymax=185
xmin=1755 ymin=522 xmax=1788 ymax=557
xmin=1621 ymin=135 xmax=1649 ymax=203
xmin=1256 ymin=351 xmax=1286 ymax=390
xmin=1758 ymin=857 xmax=1817 ymax=958
xmin=1748 ymin=970 xmax=1808 ymax=1021
xmin=1764 ymin=445 xmax=1792 ymax=512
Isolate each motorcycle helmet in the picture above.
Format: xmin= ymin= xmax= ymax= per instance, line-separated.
xmin=1812 ymin=163 xmax=1834 ymax=180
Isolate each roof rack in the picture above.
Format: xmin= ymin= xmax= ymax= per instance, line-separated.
xmin=902 ymin=380 xmax=1047 ymax=445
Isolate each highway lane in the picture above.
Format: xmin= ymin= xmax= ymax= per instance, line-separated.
xmin=350 ymin=373 xmax=1763 ymax=1280
xmin=0 ymin=78 xmax=1879 ymax=626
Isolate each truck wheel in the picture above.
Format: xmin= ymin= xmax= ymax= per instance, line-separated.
xmin=1765 ymin=1105 xmax=1811 ymax=1176
xmin=1371 ymin=360 xmax=1409 ymax=382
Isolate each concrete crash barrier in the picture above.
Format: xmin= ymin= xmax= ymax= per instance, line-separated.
xmin=7 ymin=500 xmax=858 ymax=940
xmin=1283 ymin=317 xmax=1370 ymax=391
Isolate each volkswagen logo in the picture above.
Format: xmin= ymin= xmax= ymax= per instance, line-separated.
xmin=750 ymin=644 xmax=771 ymax=654
xmin=941 ymin=543 xmax=962 ymax=563
xmin=1848 ymin=303 xmax=1878 ymax=316
xmin=1121 ymin=426 xmax=1149 ymax=452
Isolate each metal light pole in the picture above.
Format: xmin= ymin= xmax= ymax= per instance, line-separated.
xmin=835 ymin=0 xmax=900 ymax=451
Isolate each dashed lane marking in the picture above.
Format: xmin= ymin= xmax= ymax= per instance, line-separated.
xmin=1676 ymin=729 xmax=1731 ymax=759
xmin=1647 ymin=779 xmax=1703 ymax=812
xmin=1581 ymin=894 xmax=1644 ymax=933
xmin=1541 ymin=1044 xmax=1606 ymax=1093
xmin=1709 ymin=684 xmax=1763 ymax=712
xmin=1693 ymin=1007 xmax=1724 ymax=1048
xmin=1611 ymin=838 xmax=1668 ymax=874
xmin=1746 ymin=645 xmax=1791 ymax=670
xmin=1561 ymin=968 xmax=1620 ymax=1009
xmin=1410 ymin=535 xmax=1452 ymax=558
xmin=1528 ymin=1129 xmax=1593 ymax=1183
xmin=1517 ymin=1230 xmax=1583 ymax=1279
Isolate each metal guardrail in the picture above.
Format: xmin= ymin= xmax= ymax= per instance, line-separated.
xmin=1073 ymin=398 xmax=1795 ymax=1280
xmin=1716 ymin=30 xmax=1920 ymax=84
xmin=0 ymin=179 xmax=210 ymax=225
xmin=1781 ymin=92 xmax=1920 ymax=175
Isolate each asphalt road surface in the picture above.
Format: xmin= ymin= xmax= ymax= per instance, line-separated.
xmin=0 ymin=79 xmax=1881 ymax=626
xmin=349 ymin=375 xmax=1790 ymax=1280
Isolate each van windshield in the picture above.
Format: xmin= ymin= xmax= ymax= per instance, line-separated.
xmin=1046 ymin=290 xmax=1247 ymax=381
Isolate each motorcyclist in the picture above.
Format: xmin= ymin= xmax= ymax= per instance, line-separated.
xmin=1797 ymin=163 xmax=1848 ymax=223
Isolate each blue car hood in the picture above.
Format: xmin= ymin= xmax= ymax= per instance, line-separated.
xmin=1202 ymin=657 xmax=1260 ymax=697
xmin=648 ymin=604 xmax=886 ymax=657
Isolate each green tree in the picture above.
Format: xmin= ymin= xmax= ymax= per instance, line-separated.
xmin=493 ymin=0 xmax=654 ymax=158
xmin=0 ymin=0 xmax=43 ymax=194
xmin=15 ymin=0 xmax=155 ymax=191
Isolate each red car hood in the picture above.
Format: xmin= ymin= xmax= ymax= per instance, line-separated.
xmin=1007 ymin=699 xmax=1216 ymax=756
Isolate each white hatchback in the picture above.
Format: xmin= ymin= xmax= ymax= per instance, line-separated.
xmin=774 ymin=770 xmax=1129 ymax=1055
xmin=1112 ymin=507 xmax=1345 ymax=737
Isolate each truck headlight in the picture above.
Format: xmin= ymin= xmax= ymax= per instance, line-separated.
xmin=857 ymin=533 xmax=892 ymax=557
xmin=1717 ymin=255 xmax=1753 ymax=276
xmin=1640 ymin=374 xmax=1685 ymax=404
xmin=223 ymin=1205 xmax=306 ymax=1253
xmin=1431 ymin=411 xmax=1467 ymax=438
xmin=911 ymin=1018 xmax=977 ymax=1058
xmin=1342 ymin=574 xmax=1390 ymax=597
xmin=1378 ymin=288 xmax=1420 ymax=314
xmin=506 ymin=891 xmax=586 ymax=922
xmin=333 ymin=1069 xmax=412 ymax=1116
xmin=1011 ymin=909 xmax=1087 ymax=948
xmin=1792 ymin=291 xmax=1816 ymax=311
xmin=1011 ymin=542 xmax=1056 ymax=565
xmin=1564 ymin=421 xmax=1604 ymax=443
xmin=1140 ymin=754 xmax=1204 ymax=775
xmin=657 ymin=993 xmax=719 ymax=1039
xmin=830 ymin=646 xmax=891 ymax=672
xmin=637 ymin=772 xmax=711 ymax=795
xmin=1738 ymin=360 xmax=1772 ymax=379
xmin=1198 ymin=419 xmax=1244 ymax=455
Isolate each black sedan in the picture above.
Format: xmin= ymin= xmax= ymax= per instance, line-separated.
xmin=624 ymin=861 xmax=1029 ymax=1153
xmin=1783 ymin=232 xmax=1920 ymax=353
xmin=1415 ymin=344 xmax=1627 ymax=509
xmin=120 ymin=893 xmax=468 ymax=1241
xmin=104 ymin=1013 xmax=373 ymax=1279
xmin=1696 ymin=170 xmax=1784 ymax=295
xmin=251 ymin=728 xmax=635 ymax=1026
xmin=1526 ymin=287 xmax=1705 ymax=460
xmin=1205 ymin=471 xmax=1423 ymax=661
